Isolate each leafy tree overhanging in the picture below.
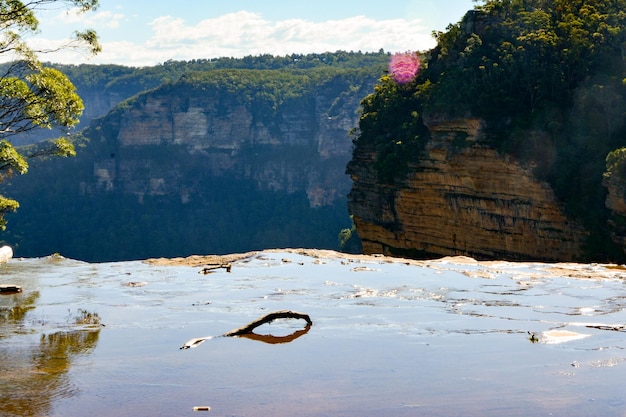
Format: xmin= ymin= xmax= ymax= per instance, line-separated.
xmin=0 ymin=0 xmax=100 ymax=229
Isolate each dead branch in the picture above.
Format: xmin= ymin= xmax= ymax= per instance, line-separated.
xmin=180 ymin=310 xmax=312 ymax=349
xmin=199 ymin=263 xmax=231 ymax=274
xmin=222 ymin=310 xmax=312 ymax=337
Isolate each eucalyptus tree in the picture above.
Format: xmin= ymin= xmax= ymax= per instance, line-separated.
xmin=0 ymin=0 xmax=100 ymax=229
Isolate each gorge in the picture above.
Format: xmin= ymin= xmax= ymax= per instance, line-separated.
xmin=1 ymin=53 xmax=383 ymax=261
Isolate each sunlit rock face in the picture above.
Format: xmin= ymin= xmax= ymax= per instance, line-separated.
xmin=90 ymin=77 xmax=373 ymax=208
xmin=347 ymin=116 xmax=590 ymax=262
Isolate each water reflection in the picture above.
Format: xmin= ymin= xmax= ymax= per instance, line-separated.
xmin=0 ymin=290 xmax=101 ymax=417
xmin=181 ymin=310 xmax=312 ymax=348
xmin=236 ymin=321 xmax=312 ymax=344
xmin=0 ymin=329 xmax=100 ymax=417
xmin=0 ymin=291 xmax=38 ymax=326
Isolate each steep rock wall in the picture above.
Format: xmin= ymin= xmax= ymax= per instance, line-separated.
xmin=347 ymin=117 xmax=589 ymax=261
xmin=603 ymin=172 xmax=626 ymax=253
xmin=87 ymin=77 xmax=374 ymax=208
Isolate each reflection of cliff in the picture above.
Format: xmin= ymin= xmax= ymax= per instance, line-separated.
xmin=0 ymin=293 xmax=101 ymax=417
xmin=347 ymin=118 xmax=589 ymax=261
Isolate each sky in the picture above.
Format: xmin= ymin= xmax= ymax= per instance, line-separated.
xmin=27 ymin=0 xmax=478 ymax=67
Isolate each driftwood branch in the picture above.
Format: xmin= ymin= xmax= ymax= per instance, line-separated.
xmin=180 ymin=310 xmax=312 ymax=349
xmin=199 ymin=263 xmax=232 ymax=274
xmin=222 ymin=310 xmax=312 ymax=336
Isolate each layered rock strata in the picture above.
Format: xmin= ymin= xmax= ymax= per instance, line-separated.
xmin=347 ymin=117 xmax=589 ymax=261
xmin=87 ymin=77 xmax=375 ymax=208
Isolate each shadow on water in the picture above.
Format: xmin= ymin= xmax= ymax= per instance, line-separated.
xmin=0 ymin=289 xmax=101 ymax=417
xmin=238 ymin=322 xmax=312 ymax=344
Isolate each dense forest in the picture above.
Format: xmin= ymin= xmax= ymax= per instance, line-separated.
xmin=0 ymin=51 xmax=384 ymax=261
xmin=354 ymin=0 xmax=626 ymax=260
xmin=6 ymin=50 xmax=390 ymax=145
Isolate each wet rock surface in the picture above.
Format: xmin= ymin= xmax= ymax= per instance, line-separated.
xmin=1 ymin=250 xmax=625 ymax=416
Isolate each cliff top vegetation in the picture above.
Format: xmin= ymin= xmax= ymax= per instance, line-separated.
xmin=50 ymin=50 xmax=390 ymax=97
xmin=354 ymin=0 xmax=626 ymax=260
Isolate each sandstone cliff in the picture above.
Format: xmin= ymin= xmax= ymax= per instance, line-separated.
xmin=347 ymin=117 xmax=590 ymax=262
xmin=3 ymin=67 xmax=379 ymax=261
xmin=86 ymin=72 xmax=372 ymax=209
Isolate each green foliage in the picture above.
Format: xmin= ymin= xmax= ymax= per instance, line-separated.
xmin=102 ymin=65 xmax=379 ymax=140
xmin=51 ymin=137 xmax=77 ymax=157
xmin=51 ymin=50 xmax=389 ymax=98
xmin=425 ymin=0 xmax=626 ymax=121
xmin=0 ymin=51 xmax=383 ymax=260
xmin=352 ymin=0 xmax=626 ymax=260
xmin=0 ymin=135 xmax=77 ymax=230
xmin=338 ymin=215 xmax=362 ymax=253
xmin=0 ymin=66 xmax=85 ymax=137
xmin=0 ymin=196 xmax=19 ymax=230
xmin=160 ymin=50 xmax=390 ymax=71
xmin=0 ymin=140 xmax=28 ymax=176
xmin=3 ymin=172 xmax=353 ymax=262
xmin=0 ymin=0 xmax=100 ymax=229
xmin=356 ymin=75 xmax=429 ymax=184
xmin=606 ymin=147 xmax=626 ymax=181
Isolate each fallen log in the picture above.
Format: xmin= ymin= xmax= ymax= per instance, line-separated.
xmin=180 ymin=310 xmax=312 ymax=349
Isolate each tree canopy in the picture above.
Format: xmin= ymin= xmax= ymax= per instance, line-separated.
xmin=353 ymin=0 xmax=626 ymax=260
xmin=0 ymin=55 xmax=382 ymax=261
xmin=0 ymin=0 xmax=100 ymax=229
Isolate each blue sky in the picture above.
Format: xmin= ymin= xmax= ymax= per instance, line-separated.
xmin=30 ymin=0 xmax=478 ymax=66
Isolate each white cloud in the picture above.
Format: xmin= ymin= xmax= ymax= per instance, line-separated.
xmin=55 ymin=9 xmax=125 ymax=29
xmin=7 ymin=10 xmax=437 ymax=66
xmin=139 ymin=11 xmax=435 ymax=64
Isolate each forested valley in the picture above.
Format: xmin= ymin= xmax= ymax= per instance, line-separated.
xmin=0 ymin=51 xmax=384 ymax=261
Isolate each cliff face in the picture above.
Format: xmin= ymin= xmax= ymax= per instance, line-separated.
xmin=347 ymin=117 xmax=590 ymax=261
xmin=87 ymin=76 xmax=370 ymax=208
xmin=2 ymin=69 xmax=378 ymax=261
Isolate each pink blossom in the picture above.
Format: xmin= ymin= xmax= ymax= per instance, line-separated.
xmin=389 ymin=52 xmax=420 ymax=84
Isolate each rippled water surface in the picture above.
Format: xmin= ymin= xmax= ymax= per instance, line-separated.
xmin=1 ymin=251 xmax=626 ymax=417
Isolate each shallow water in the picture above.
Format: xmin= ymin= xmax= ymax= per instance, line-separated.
xmin=1 ymin=252 xmax=626 ymax=417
